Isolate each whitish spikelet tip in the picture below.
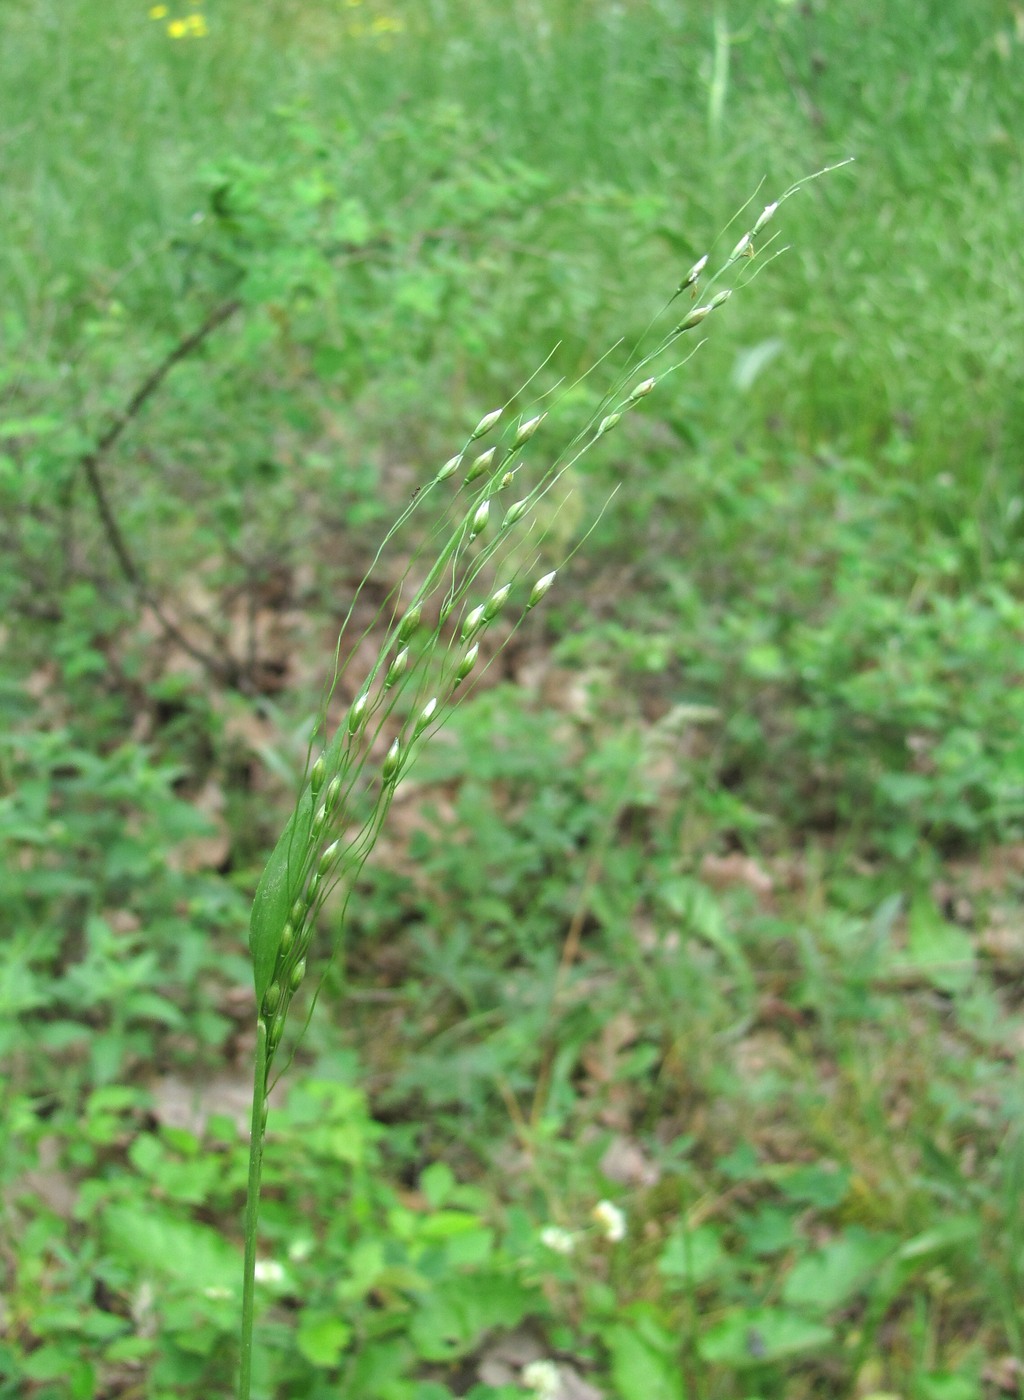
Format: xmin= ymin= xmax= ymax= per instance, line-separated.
xmin=513 ymin=412 xmax=545 ymax=447
xmin=527 ymin=571 xmax=557 ymax=608
xmin=470 ymin=408 xmax=502 ymax=440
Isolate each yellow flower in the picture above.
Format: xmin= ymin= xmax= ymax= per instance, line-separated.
xmin=149 ymin=4 xmax=168 ymax=16
xmin=186 ymin=12 xmax=208 ymax=34
xmin=167 ymin=18 xmax=187 ymax=37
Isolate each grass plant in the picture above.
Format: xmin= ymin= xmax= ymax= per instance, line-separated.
xmin=3 ymin=3 xmax=1024 ymax=1398
xmin=237 ymin=165 xmax=850 ymax=1396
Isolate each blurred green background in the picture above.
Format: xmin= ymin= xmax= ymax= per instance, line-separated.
xmin=2 ymin=2 xmax=1024 ymax=1397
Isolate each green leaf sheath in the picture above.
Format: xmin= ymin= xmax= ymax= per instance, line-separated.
xmin=248 ymin=791 xmax=314 ymax=1004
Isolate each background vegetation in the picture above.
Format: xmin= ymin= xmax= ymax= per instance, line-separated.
xmin=2 ymin=1 xmax=1024 ymax=1397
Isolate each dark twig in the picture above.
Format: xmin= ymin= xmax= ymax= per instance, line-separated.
xmin=77 ymin=298 xmax=242 ymax=683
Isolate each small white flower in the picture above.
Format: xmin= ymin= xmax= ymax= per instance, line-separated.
xmin=523 ymin=1358 xmax=561 ymax=1399
xmin=592 ymin=1199 xmax=627 ymax=1243
xmin=539 ymin=1225 xmax=576 ymax=1256
xmin=288 ymin=1237 xmax=314 ymax=1263
xmin=253 ymin=1259 xmax=286 ymax=1285
xmin=203 ymin=1284 xmax=233 ymax=1300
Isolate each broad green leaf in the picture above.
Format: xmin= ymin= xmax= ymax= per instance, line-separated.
xmin=781 ymin=1229 xmax=897 ymax=1314
xmin=658 ymin=1224 xmax=728 ymax=1286
xmin=335 ymin=1240 xmax=387 ymax=1301
xmin=346 ymin=1338 xmax=408 ymax=1395
xmin=768 ymin=1162 xmax=849 ymax=1209
xmin=699 ymin=1308 xmax=832 ymax=1368
xmin=904 ymin=898 xmax=975 ymax=994
xmin=296 ymin=1313 xmax=352 ymax=1367
xmin=604 ymin=1315 xmax=686 ymax=1400
xmin=331 ymin=197 xmax=372 ymax=245
xmin=409 ymin=1272 xmax=539 ymax=1361
xmin=915 ymin=1371 xmax=980 ymax=1400
xmin=102 ymin=1203 xmax=240 ymax=1297
xmin=443 ymin=1231 xmax=494 ymax=1268
xmin=737 ymin=1206 xmax=798 ymax=1257
xmin=421 ymin=1161 xmax=457 ymax=1207
xmin=418 ymin=1210 xmax=486 ymax=1239
xmin=21 ymin=1344 xmax=95 ymax=1393
xmin=897 ymin=1215 xmax=979 ymax=1262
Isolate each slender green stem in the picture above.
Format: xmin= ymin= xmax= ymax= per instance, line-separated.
xmin=239 ymin=1019 xmax=268 ymax=1400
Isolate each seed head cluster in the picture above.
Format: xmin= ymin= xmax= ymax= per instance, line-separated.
xmin=249 ymin=165 xmax=850 ymax=1085
xmin=252 ymin=256 xmax=701 ymax=1082
xmin=241 ymin=163 xmax=852 ymax=1400
xmin=251 ymin=376 xmax=663 ymax=1076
